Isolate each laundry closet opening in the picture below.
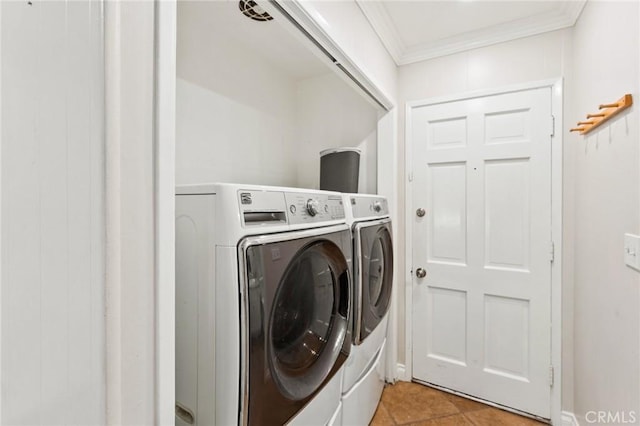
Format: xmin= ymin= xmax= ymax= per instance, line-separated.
xmin=175 ymin=0 xmax=381 ymax=191
xmin=173 ymin=1 xmax=394 ymax=424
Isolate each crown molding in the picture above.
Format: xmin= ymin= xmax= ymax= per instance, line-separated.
xmin=359 ymin=0 xmax=586 ymax=66
xmin=356 ymin=0 xmax=404 ymax=64
xmin=562 ymin=0 xmax=587 ymax=24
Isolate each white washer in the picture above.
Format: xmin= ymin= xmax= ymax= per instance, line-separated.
xmin=175 ymin=183 xmax=353 ymax=426
xmin=341 ymin=194 xmax=393 ymax=426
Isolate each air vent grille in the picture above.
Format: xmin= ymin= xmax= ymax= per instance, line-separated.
xmin=239 ymin=0 xmax=273 ymax=22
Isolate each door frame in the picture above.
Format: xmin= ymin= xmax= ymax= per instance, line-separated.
xmin=154 ymin=0 xmax=177 ymax=424
xmin=403 ymin=79 xmax=563 ymax=425
xmin=0 ymin=1 xmax=3 ymax=420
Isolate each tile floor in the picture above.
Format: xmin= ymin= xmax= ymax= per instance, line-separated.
xmin=370 ymin=382 xmax=546 ymax=426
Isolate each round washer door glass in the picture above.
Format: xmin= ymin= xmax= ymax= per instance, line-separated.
xmin=367 ymin=226 xmax=393 ymax=318
xmin=269 ymin=240 xmax=349 ymax=400
xmin=369 ymin=237 xmax=386 ymax=306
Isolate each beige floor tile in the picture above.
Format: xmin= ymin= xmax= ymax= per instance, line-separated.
xmin=370 ymin=402 xmax=395 ymax=426
xmin=442 ymin=393 xmax=489 ymax=413
xmin=409 ymin=413 xmax=473 ymax=426
xmin=464 ymin=408 xmax=545 ymax=426
xmin=371 ymin=383 xmax=545 ymax=426
xmin=381 ymin=382 xmax=447 ymax=400
xmin=381 ymin=382 xmax=459 ymax=424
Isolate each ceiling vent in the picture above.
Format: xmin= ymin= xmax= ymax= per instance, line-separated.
xmin=239 ymin=0 xmax=273 ymax=22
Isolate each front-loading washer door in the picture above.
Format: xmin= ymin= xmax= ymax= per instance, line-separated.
xmin=241 ymin=227 xmax=352 ymax=426
xmin=355 ymin=219 xmax=393 ymax=343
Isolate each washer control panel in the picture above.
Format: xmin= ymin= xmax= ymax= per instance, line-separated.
xmin=285 ymin=193 xmax=344 ymax=224
xmin=237 ymin=189 xmax=344 ymax=227
xmin=305 ymin=198 xmax=320 ymax=217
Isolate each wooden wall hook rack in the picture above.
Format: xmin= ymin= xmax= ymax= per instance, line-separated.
xmin=570 ymin=94 xmax=633 ymax=135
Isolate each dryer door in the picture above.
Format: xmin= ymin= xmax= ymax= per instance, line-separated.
xmin=356 ymin=219 xmax=393 ymax=343
xmin=242 ymin=227 xmax=352 ymax=426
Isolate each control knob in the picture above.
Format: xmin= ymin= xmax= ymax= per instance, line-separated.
xmin=306 ymin=198 xmax=320 ymax=217
xmin=373 ymin=201 xmax=382 ymax=213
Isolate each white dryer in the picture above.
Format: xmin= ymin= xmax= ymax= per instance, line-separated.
xmin=175 ymin=183 xmax=353 ymax=426
xmin=341 ymin=194 xmax=393 ymax=426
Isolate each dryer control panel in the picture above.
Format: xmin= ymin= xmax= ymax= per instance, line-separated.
xmin=237 ymin=189 xmax=345 ymax=227
xmin=350 ymin=195 xmax=389 ymax=219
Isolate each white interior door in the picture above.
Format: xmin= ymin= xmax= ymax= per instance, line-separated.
xmin=410 ymin=87 xmax=553 ymax=418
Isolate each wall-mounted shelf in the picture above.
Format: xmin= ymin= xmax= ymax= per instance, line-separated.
xmin=570 ymin=94 xmax=633 ymax=135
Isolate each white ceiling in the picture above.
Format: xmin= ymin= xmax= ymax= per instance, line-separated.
xmin=178 ymin=0 xmax=587 ymax=73
xmin=357 ymin=0 xmax=586 ymax=65
xmin=177 ymin=0 xmax=331 ymax=81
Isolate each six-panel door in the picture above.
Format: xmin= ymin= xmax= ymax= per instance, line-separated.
xmin=411 ymin=87 xmax=553 ymax=418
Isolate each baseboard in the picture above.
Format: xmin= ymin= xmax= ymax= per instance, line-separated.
xmin=396 ymin=363 xmax=409 ymax=381
xmin=561 ymin=411 xmax=579 ymax=426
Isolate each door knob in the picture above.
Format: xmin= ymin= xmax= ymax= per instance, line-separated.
xmin=416 ymin=208 xmax=426 ymax=217
xmin=416 ymin=268 xmax=427 ymax=278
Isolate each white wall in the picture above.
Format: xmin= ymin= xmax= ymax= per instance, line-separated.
xmin=176 ymin=76 xmax=298 ymax=186
xmin=176 ymin=2 xmax=299 ymax=187
xmin=569 ymin=1 xmax=640 ymax=423
xmin=1 ymin=1 xmax=105 ymax=424
xmin=177 ymin=3 xmax=380 ymax=191
xmin=295 ymin=73 xmax=378 ymax=192
xmin=397 ymin=27 xmax=573 ymax=408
